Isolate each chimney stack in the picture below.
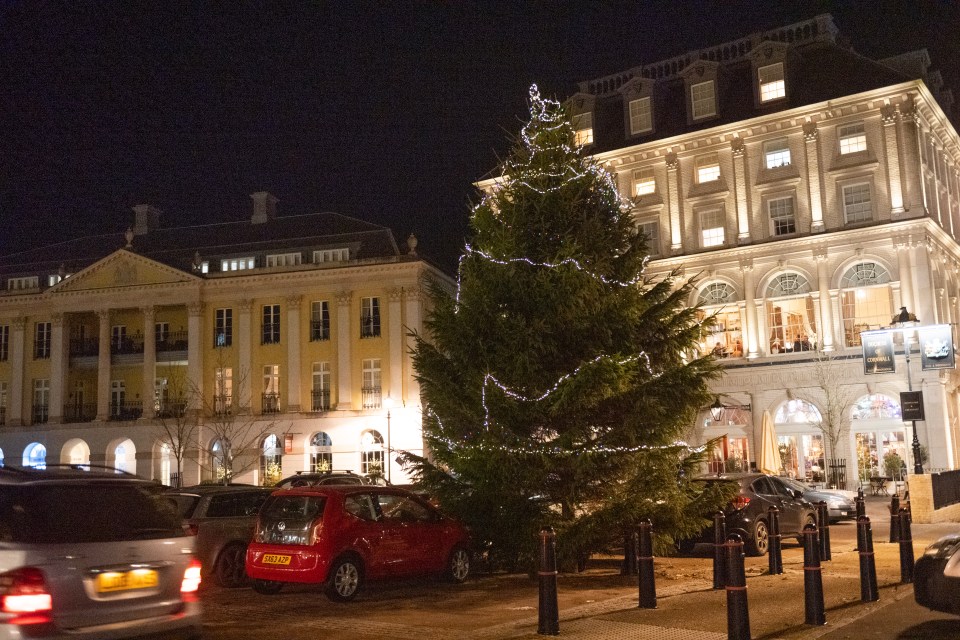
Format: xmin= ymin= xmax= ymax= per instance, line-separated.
xmin=132 ymin=204 xmax=162 ymax=235
xmin=251 ymin=191 xmax=278 ymax=224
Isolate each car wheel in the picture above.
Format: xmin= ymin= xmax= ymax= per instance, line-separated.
xmin=746 ymin=519 xmax=769 ymax=556
xmin=325 ymin=556 xmax=363 ymax=602
xmin=252 ymin=579 xmax=283 ymax=595
xmin=214 ymin=543 xmax=249 ymax=588
xmin=446 ymin=547 xmax=470 ymax=583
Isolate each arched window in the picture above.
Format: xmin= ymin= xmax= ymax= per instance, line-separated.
xmin=211 ymin=439 xmax=231 ymax=483
xmin=310 ymin=432 xmax=333 ymax=472
xmin=23 ymin=442 xmax=46 ymax=469
xmin=765 ymin=272 xmax=816 ymax=354
xmin=0 ymin=447 xmax=4 ymax=467
xmin=114 ymin=439 xmax=135 ymax=474
xmin=840 ymin=262 xmax=893 ymax=347
xmin=697 ymin=282 xmax=738 ymax=305
xmin=261 ymin=435 xmax=282 ymax=485
xmin=774 ymin=399 xmax=822 ymax=424
xmin=360 ymin=430 xmax=384 ymax=477
xmin=851 ymin=394 xmax=901 ymax=420
xmin=697 ymin=283 xmax=742 ymax=358
xmin=160 ymin=443 xmax=172 ymax=487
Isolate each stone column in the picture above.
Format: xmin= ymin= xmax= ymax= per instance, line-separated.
xmin=387 ymin=288 xmax=403 ymax=403
xmin=881 ymin=105 xmax=905 ymax=217
xmin=96 ymin=309 xmax=111 ymax=421
xmin=931 ymin=140 xmax=944 ymax=227
xmin=336 ymin=291 xmax=353 ymax=409
xmin=142 ymin=306 xmax=156 ymax=419
xmin=286 ymin=295 xmax=302 ymax=413
xmin=740 ymin=260 xmax=760 ymax=358
xmin=666 ymin=152 xmax=683 ymax=253
xmin=48 ymin=313 xmax=67 ymax=423
xmin=186 ymin=303 xmax=203 ymax=413
xmin=8 ymin=317 xmax=25 ymax=426
xmin=896 ymin=239 xmax=916 ymax=317
xmin=404 ymin=287 xmax=423 ymax=404
xmin=238 ymin=300 xmax=252 ymax=411
xmin=731 ymin=136 xmax=750 ymax=243
xmin=814 ymin=250 xmax=834 ymax=351
xmin=803 ymin=122 xmax=825 ymax=232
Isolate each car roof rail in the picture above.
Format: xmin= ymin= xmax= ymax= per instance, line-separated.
xmin=1 ymin=463 xmax=139 ymax=477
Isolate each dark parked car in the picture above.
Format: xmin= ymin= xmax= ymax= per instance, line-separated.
xmin=0 ymin=464 xmax=202 ymax=640
xmin=165 ymin=485 xmax=274 ymax=588
xmin=246 ymin=485 xmax=471 ymax=601
xmin=680 ymin=472 xmax=818 ymax=556
xmin=914 ymin=532 xmax=960 ymax=614
xmin=274 ymin=470 xmax=367 ymax=489
xmin=779 ymin=477 xmax=857 ymax=522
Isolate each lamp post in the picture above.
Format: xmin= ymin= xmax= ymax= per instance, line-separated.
xmin=891 ymin=307 xmax=924 ymax=475
xmin=383 ymin=396 xmax=394 ymax=483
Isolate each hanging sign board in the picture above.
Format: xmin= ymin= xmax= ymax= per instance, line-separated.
xmin=901 ymin=391 xmax=925 ymax=421
xmin=919 ymin=324 xmax=956 ymax=371
xmin=861 ymin=330 xmax=896 ymax=374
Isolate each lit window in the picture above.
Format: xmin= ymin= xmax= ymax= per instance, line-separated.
xmin=629 ymin=97 xmax=652 ymax=134
xmin=697 ymin=282 xmax=737 ymax=305
xmin=633 ymin=168 xmax=656 ymax=196
xmin=639 ymin=221 xmax=660 ymax=257
xmin=266 ymin=253 xmax=302 ymax=268
xmin=696 ymin=154 xmax=720 ymax=183
xmin=313 ymin=248 xmax=349 ymax=263
xmin=7 ymin=276 xmax=38 ymax=291
xmin=843 ymin=183 xmax=872 ymax=223
xmin=769 ymin=196 xmax=796 ymax=236
xmin=839 ymin=123 xmax=867 ymax=154
xmin=758 ymin=63 xmax=785 ymax=102
xmin=764 ymin=138 xmax=791 ymax=169
xmin=691 ymin=80 xmax=716 ymax=119
xmin=573 ymin=112 xmax=593 ymax=146
xmin=221 ymin=257 xmax=255 ymax=271
xmin=700 ymin=208 xmax=725 ymax=247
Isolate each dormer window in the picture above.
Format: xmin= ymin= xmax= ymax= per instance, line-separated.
xmin=221 ymin=257 xmax=255 ymax=271
xmin=758 ymin=63 xmax=785 ymax=102
xmin=7 ymin=276 xmax=38 ymax=291
xmin=313 ymin=248 xmax=350 ymax=263
xmin=839 ymin=123 xmax=867 ymax=154
xmin=573 ymin=112 xmax=594 ymax=146
xmin=266 ymin=252 xmax=302 ymax=268
xmin=633 ymin=168 xmax=656 ymax=196
xmin=696 ymin=154 xmax=721 ymax=183
xmin=691 ymin=81 xmax=716 ymax=120
xmin=629 ymin=97 xmax=652 ymax=135
xmin=764 ymin=138 xmax=791 ymax=169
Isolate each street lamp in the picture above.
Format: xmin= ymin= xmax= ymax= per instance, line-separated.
xmin=890 ymin=307 xmax=924 ymax=474
xmin=383 ymin=396 xmax=394 ymax=483
xmin=709 ymin=395 xmax=752 ymax=422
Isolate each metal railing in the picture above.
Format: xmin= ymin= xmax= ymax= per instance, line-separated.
xmin=156 ymin=331 xmax=188 ymax=352
xmin=70 ymin=337 xmax=99 ymax=357
xmin=261 ymin=392 xmax=281 ymax=414
xmin=32 ymin=403 xmax=49 ymax=424
xmin=311 ymin=389 xmax=331 ymax=412
xmin=109 ymin=401 xmax=142 ymax=421
xmin=361 ymin=386 xmax=382 ymax=410
xmin=111 ymin=336 xmax=144 ymax=355
xmin=261 ymin=324 xmax=280 ymax=345
xmin=213 ymin=395 xmax=232 ymax=417
xmin=932 ymin=469 xmax=960 ymax=509
xmin=63 ymin=403 xmax=97 ymax=423
xmin=156 ymin=401 xmax=187 ymax=419
xmin=310 ymin=320 xmax=330 ymax=341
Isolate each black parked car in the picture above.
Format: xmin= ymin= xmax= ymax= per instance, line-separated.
xmin=914 ymin=532 xmax=960 ymax=614
xmin=679 ymin=472 xmax=818 ymax=556
xmin=274 ymin=470 xmax=368 ymax=489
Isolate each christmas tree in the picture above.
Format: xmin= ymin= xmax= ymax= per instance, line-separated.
xmin=407 ymin=86 xmax=730 ymax=569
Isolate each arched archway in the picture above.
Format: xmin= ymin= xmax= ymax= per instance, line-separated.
xmin=773 ymin=399 xmax=825 ymax=482
xmin=108 ymin=438 xmax=137 ymax=475
xmin=309 ymin=432 xmax=333 ymax=472
xmin=260 ymin=434 xmax=282 ymax=486
xmin=849 ymin=393 xmax=907 ymax=483
xmin=22 ymin=442 xmax=47 ymax=469
xmin=60 ymin=438 xmax=90 ymax=467
xmin=360 ymin=430 xmax=384 ymax=477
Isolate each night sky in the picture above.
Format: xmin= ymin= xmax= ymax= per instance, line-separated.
xmin=2 ymin=1 xmax=959 ymax=272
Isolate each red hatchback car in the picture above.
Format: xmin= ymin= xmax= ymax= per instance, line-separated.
xmin=245 ymin=485 xmax=471 ymax=601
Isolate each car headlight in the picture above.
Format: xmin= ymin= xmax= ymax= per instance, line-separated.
xmin=923 ymin=535 xmax=960 ymax=558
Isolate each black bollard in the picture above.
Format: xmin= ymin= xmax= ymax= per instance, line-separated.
xmin=857 ymin=485 xmax=865 ymax=502
xmin=802 ymin=523 xmax=826 ymax=626
xmin=725 ymin=534 xmax=751 ymax=640
xmin=816 ymin=501 xmax=832 ymax=561
xmin=638 ymin=520 xmax=657 ymax=609
xmin=857 ymin=516 xmax=879 ymax=602
xmin=855 ymin=494 xmax=865 ymax=520
xmin=768 ymin=506 xmax=783 ymax=575
xmin=898 ymin=508 xmax=915 ymax=584
xmin=622 ymin=530 xmax=638 ymax=575
xmin=713 ymin=511 xmax=727 ymax=589
xmin=537 ymin=527 xmax=559 ymax=636
xmin=889 ymin=494 xmax=900 ymax=544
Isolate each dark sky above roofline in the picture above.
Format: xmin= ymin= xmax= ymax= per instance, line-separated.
xmin=1 ymin=1 xmax=958 ymax=273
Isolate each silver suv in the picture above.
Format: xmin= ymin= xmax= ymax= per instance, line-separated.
xmin=0 ymin=465 xmax=202 ymax=639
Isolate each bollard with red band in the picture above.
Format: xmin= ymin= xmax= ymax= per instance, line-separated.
xmin=537 ymin=527 xmax=559 ymax=636
xmin=713 ymin=511 xmax=727 ymax=589
xmin=768 ymin=506 xmax=783 ymax=575
xmin=857 ymin=516 xmax=879 ymax=602
xmin=725 ymin=534 xmax=751 ymax=640
xmin=816 ymin=501 xmax=832 ymax=561
xmin=803 ymin=523 xmax=826 ymax=626
xmin=898 ymin=507 xmax=915 ymax=584
xmin=889 ymin=494 xmax=900 ymax=544
xmin=638 ymin=520 xmax=657 ymax=609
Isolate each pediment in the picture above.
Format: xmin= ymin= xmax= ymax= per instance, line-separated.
xmin=51 ymin=249 xmax=200 ymax=293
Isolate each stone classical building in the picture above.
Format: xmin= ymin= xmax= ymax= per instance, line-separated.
xmin=0 ymin=194 xmax=447 ymax=485
xmin=563 ymin=15 xmax=960 ymax=487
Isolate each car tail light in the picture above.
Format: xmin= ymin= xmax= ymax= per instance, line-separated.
xmin=0 ymin=567 xmax=53 ymax=625
xmin=180 ymin=559 xmax=202 ymax=601
xmin=183 ymin=522 xmax=199 ymax=536
xmin=309 ymin=520 xmax=324 ymax=545
xmin=731 ymin=495 xmax=751 ymax=510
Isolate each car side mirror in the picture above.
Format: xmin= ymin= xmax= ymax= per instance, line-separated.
xmin=792 ymin=489 xmax=803 ymax=499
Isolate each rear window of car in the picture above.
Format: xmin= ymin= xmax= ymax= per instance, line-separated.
xmin=166 ymin=494 xmax=201 ymax=518
xmin=205 ymin=492 xmax=270 ymax=518
xmin=261 ymin=495 xmax=326 ymax=520
xmin=0 ymin=483 xmax=184 ymax=543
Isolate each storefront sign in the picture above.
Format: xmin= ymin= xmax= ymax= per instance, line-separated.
xmin=861 ymin=330 xmax=896 ymax=374
xmin=901 ymin=391 xmax=925 ymax=421
xmin=919 ymin=324 xmax=956 ymax=371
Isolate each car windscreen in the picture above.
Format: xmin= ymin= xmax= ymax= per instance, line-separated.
xmin=166 ymin=494 xmax=201 ymax=518
xmin=260 ymin=495 xmax=326 ymax=521
xmin=0 ymin=483 xmax=184 ymax=543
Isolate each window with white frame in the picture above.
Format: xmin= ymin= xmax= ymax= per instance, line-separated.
xmin=696 ymin=154 xmax=721 ymax=183
xmin=360 ymin=430 xmax=384 ymax=475
xmin=629 ymin=97 xmax=652 ymax=134
xmin=310 ymin=432 xmax=333 ymax=472
xmin=215 ymin=367 xmax=232 ymax=415
xmin=700 ymin=208 xmax=725 ymax=247
xmin=697 ymin=283 xmax=741 ymax=357
xmin=840 ymin=262 xmax=893 ymax=346
xmin=313 ymin=248 xmax=350 ymax=263
xmin=221 ymin=257 xmax=255 ymax=271
xmin=766 ymin=273 xmax=817 ymax=354
xmin=109 ymin=380 xmax=125 ymax=417
xmin=0 ymin=324 xmax=7 ymax=361
xmin=697 ymin=282 xmax=737 ymax=305
xmin=111 ymin=325 xmax=126 ymax=352
xmin=34 ymin=322 xmax=51 ymax=359
xmin=758 ymin=63 xmax=785 ymax=102
xmin=362 ymin=358 xmax=382 ymax=409
xmin=842 ymin=183 xmax=872 ymax=223
xmin=691 ymin=80 xmax=716 ymax=119
xmin=262 ymin=304 xmax=280 ymax=344
xmin=262 ymin=365 xmax=280 ymax=413
xmin=33 ymin=379 xmax=50 ymax=424
xmin=311 ymin=362 xmax=331 ymax=412
xmin=266 ymin=252 xmax=302 ymax=268
xmin=310 ymin=301 xmax=330 ymax=341
xmin=360 ymin=297 xmax=380 ymax=338
xmin=633 ymin=168 xmax=656 ymax=196
xmin=7 ymin=276 xmax=38 ymax=291
xmin=639 ymin=221 xmax=660 ymax=257
xmin=573 ymin=112 xmax=594 ymax=146
xmin=839 ymin=122 xmax=867 ymax=154
xmin=764 ymin=138 xmax=791 ymax=169
xmin=214 ymin=308 xmax=232 ymax=347
xmin=768 ymin=196 xmax=796 ymax=236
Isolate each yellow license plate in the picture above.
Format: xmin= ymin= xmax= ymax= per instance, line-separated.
xmin=95 ymin=569 xmax=159 ymax=593
xmin=262 ymin=554 xmax=292 ymax=565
